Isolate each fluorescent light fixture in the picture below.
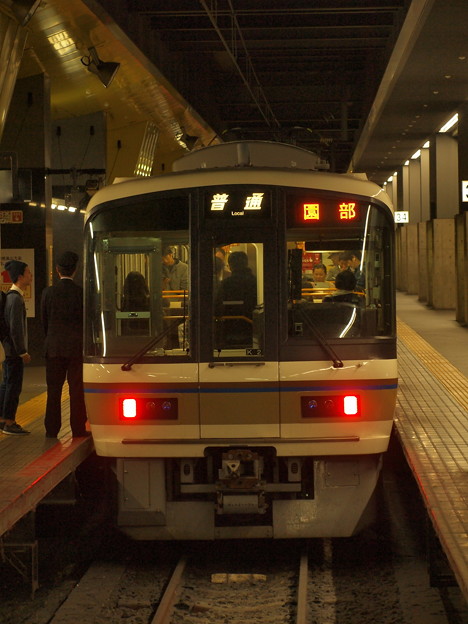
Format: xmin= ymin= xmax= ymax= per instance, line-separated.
xmin=387 ymin=175 xmax=393 ymax=182
xmin=47 ymin=30 xmax=76 ymax=56
xmin=439 ymin=113 xmax=458 ymax=133
xmin=51 ymin=197 xmax=78 ymax=212
xmin=423 ymin=141 xmax=430 ymax=148
xmin=404 ymin=160 xmax=410 ymax=166
xmin=411 ymin=149 xmax=421 ymax=159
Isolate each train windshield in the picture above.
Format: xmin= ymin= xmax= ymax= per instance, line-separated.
xmin=84 ymin=185 xmax=394 ymax=361
xmin=84 ymin=193 xmax=190 ymax=359
xmin=286 ymin=198 xmax=393 ymax=341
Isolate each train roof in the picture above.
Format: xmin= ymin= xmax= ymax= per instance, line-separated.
xmin=86 ymin=142 xmax=392 ymax=218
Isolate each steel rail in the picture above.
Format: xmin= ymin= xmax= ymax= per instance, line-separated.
xmin=151 ymin=555 xmax=188 ymax=624
xmin=296 ymin=546 xmax=309 ymax=624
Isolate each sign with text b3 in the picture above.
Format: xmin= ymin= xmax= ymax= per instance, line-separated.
xmin=394 ymin=211 xmax=409 ymax=223
xmin=462 ymin=181 xmax=468 ymax=202
xmin=0 ymin=210 xmax=23 ymax=223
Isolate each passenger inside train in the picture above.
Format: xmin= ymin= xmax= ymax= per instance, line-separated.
xmin=214 ymin=246 xmax=262 ymax=351
xmin=120 ymin=271 xmax=150 ymax=336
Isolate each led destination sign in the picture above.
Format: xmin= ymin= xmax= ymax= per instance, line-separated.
xmin=206 ymin=189 xmax=270 ymax=218
xmin=288 ymin=195 xmax=364 ymax=227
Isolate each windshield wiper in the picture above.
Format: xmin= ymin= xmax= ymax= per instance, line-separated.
xmin=295 ymin=305 xmax=343 ymax=369
xmin=121 ymin=318 xmax=183 ymax=371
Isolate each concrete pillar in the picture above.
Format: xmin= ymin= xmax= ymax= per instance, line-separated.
xmin=384 ymin=180 xmax=394 ymax=205
xmin=455 ymin=213 xmax=467 ymax=324
xmin=420 ymin=146 xmax=430 ymax=221
xmin=397 ymin=226 xmax=408 ymax=292
xmin=0 ymin=74 xmax=51 ymax=358
xmin=391 ymin=172 xmax=398 ymax=211
xmin=406 ymin=224 xmax=419 ymax=294
xmin=408 ymin=159 xmax=421 ymax=223
xmin=50 ymin=112 xmax=106 ymax=285
xmin=427 ymin=219 xmax=456 ymax=309
xmin=417 ymin=222 xmax=428 ymax=303
xmin=0 ymin=10 xmax=28 ymax=141
xmin=398 ymin=164 xmax=409 ymax=214
xmin=429 ymin=133 xmax=458 ymax=218
xmin=455 ymin=103 xmax=468 ymax=322
xmin=457 ymin=101 xmax=468 ymax=214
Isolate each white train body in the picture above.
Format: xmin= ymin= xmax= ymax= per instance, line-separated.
xmin=83 ymin=141 xmax=396 ymax=539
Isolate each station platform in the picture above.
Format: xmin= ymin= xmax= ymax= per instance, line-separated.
xmin=395 ymin=291 xmax=468 ymax=603
xmin=0 ymin=381 xmax=93 ymax=539
xmin=0 ymin=373 xmax=94 ymax=593
xmin=0 ymin=292 xmax=467 ymax=602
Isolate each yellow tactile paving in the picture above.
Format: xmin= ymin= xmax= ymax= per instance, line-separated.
xmin=396 ymin=317 xmax=468 ymax=602
xmin=4 ymin=387 xmax=70 ymax=430
xmin=397 ymin=318 xmax=468 ymax=411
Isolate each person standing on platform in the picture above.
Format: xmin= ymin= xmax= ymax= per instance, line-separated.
xmin=41 ymin=251 xmax=89 ymax=438
xmin=0 ymin=260 xmax=32 ymax=435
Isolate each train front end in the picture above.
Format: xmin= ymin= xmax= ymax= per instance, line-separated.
xmin=83 ymin=143 xmax=396 ymax=539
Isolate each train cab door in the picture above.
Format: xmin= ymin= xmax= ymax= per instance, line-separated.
xmin=198 ymin=236 xmax=280 ymax=439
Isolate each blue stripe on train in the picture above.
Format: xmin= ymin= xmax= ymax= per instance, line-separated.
xmin=85 ymin=382 xmax=398 ymax=394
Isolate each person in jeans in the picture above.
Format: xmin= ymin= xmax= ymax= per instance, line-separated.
xmin=0 ymin=260 xmax=32 ymax=435
xmin=41 ymin=251 xmax=89 ymax=438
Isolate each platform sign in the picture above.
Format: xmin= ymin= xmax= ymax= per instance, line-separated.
xmin=0 ymin=249 xmax=35 ymax=317
xmin=394 ymin=211 xmax=409 ymax=223
xmin=0 ymin=210 xmax=23 ymax=223
xmin=462 ymin=180 xmax=468 ymax=202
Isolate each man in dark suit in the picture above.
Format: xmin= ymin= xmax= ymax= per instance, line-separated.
xmin=41 ymin=251 xmax=89 ymax=438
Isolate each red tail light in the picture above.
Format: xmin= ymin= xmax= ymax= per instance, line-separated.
xmin=122 ymin=398 xmax=137 ymax=418
xmin=343 ymin=395 xmax=359 ymax=415
xmin=301 ymin=394 xmax=360 ymax=418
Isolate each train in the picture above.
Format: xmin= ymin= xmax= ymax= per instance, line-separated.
xmin=83 ymin=140 xmax=397 ymax=539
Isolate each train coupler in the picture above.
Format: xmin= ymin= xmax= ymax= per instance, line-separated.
xmin=215 ymin=449 xmax=267 ymax=514
xmin=216 ymin=491 xmax=267 ymax=515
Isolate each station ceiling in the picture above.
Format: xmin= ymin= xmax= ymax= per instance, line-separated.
xmin=14 ymin=0 xmax=468 ymax=184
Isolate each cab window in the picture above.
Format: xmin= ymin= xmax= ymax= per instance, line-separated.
xmin=212 ymin=243 xmax=264 ymax=356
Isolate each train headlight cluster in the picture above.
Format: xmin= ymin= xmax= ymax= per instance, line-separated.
xmin=301 ymin=395 xmax=360 ymax=418
xmin=119 ymin=397 xmax=178 ymax=421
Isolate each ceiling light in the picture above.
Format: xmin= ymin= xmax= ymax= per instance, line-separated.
xmin=47 ymin=30 xmax=75 ymax=57
xmin=423 ymin=140 xmax=430 ymax=148
xmin=439 ymin=113 xmax=458 ymax=133
xmin=411 ymin=150 xmax=421 ymax=159
xmin=81 ymin=47 xmax=120 ymax=88
xmin=404 ymin=160 xmax=409 ymax=166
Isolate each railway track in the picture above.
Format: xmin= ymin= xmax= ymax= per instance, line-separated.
xmin=3 ymin=530 xmax=465 ymax=624
xmin=2 ymin=453 xmax=467 ymax=624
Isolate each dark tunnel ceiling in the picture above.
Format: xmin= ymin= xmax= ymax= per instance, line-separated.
xmin=18 ymin=0 xmax=468 ymax=184
xmin=114 ymin=0 xmax=411 ymax=174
